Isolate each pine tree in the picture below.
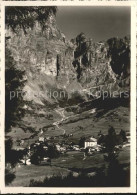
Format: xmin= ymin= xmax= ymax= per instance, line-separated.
xmin=5 ymin=6 xmax=57 ymax=34
xmin=5 ymin=44 xmax=26 ymax=132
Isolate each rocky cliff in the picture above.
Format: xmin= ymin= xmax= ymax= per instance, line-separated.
xmin=72 ymin=33 xmax=130 ymax=91
xmin=6 ymin=11 xmax=130 ymax=106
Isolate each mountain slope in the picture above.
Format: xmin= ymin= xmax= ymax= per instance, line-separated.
xmin=5 ymin=10 xmax=130 ymax=140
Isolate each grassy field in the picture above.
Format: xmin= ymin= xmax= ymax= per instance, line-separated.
xmin=8 ymin=146 xmax=130 ymax=187
xmin=8 ymin=165 xmax=70 ymax=187
xmin=52 ymin=147 xmax=130 ymax=169
xmin=54 ymin=106 xmax=130 ymax=139
xmin=7 ymin=104 xmax=130 ymax=142
xmin=6 ymin=102 xmax=130 ymax=187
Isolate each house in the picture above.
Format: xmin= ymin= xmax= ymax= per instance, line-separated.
xmin=20 ymin=158 xmax=31 ymax=165
xmin=43 ymin=146 xmax=48 ymax=151
xmin=35 ymin=142 xmax=40 ymax=146
xmin=60 ymin=146 xmax=66 ymax=152
xmin=45 ymin=136 xmax=51 ymax=140
xmin=38 ymin=136 xmax=45 ymax=142
xmin=72 ymin=172 xmax=79 ymax=177
xmin=40 ymin=157 xmax=51 ymax=166
xmin=55 ymin=144 xmax=61 ymax=151
xmin=20 ymin=139 xmax=25 ymax=146
xmin=84 ymin=137 xmax=97 ymax=148
xmin=15 ymin=147 xmax=25 ymax=151
xmin=73 ymin=145 xmax=80 ymax=151
xmin=39 ymin=128 xmax=43 ymax=134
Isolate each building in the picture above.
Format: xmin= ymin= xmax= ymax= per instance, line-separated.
xmin=84 ymin=137 xmax=97 ymax=148
xmin=38 ymin=136 xmax=45 ymax=142
xmin=55 ymin=144 xmax=61 ymax=151
xmin=40 ymin=157 xmax=51 ymax=166
xmin=43 ymin=146 xmax=48 ymax=151
xmin=20 ymin=158 xmax=31 ymax=165
xmin=73 ymin=145 xmax=80 ymax=151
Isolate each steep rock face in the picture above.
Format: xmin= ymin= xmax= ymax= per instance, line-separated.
xmin=6 ymin=13 xmax=130 ymax=106
xmin=6 ymin=12 xmax=78 ymax=105
xmin=6 ymin=13 xmax=75 ymax=76
xmin=107 ymin=37 xmax=130 ymax=88
xmin=72 ymin=33 xmax=130 ymax=93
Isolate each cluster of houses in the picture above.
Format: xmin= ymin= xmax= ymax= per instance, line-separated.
xmin=17 ymin=134 xmax=100 ymax=165
xmin=16 ymin=129 xmax=130 ymax=166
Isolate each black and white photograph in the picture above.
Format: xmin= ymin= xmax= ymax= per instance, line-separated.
xmin=1 ymin=1 xmax=136 ymax=192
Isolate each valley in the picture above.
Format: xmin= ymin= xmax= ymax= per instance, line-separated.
xmin=6 ymin=98 xmax=130 ymax=187
xmin=5 ymin=6 xmax=131 ymax=187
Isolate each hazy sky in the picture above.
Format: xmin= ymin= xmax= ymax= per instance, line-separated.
xmin=56 ymin=6 xmax=130 ymax=42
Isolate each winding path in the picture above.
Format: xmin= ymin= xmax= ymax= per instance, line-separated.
xmin=53 ymin=108 xmax=67 ymax=135
xmin=52 ymin=106 xmax=96 ymax=135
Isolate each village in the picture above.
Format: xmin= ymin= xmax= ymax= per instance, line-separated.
xmin=14 ymin=127 xmax=130 ymax=166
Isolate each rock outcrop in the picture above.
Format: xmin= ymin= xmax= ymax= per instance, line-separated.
xmin=72 ymin=33 xmax=130 ymax=92
xmin=5 ymin=11 xmax=130 ymax=106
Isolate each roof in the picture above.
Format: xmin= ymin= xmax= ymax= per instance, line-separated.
xmin=85 ymin=137 xmax=97 ymax=142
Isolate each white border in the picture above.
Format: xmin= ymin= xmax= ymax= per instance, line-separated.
xmin=0 ymin=1 xmax=136 ymax=193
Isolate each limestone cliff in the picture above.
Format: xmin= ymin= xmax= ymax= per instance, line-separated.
xmin=72 ymin=33 xmax=130 ymax=92
xmin=6 ymin=12 xmax=77 ymax=105
xmin=6 ymin=12 xmax=130 ymax=106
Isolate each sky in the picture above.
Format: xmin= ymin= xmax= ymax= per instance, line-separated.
xmin=56 ymin=6 xmax=131 ymax=42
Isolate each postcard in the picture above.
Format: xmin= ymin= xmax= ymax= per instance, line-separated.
xmin=0 ymin=0 xmax=136 ymax=193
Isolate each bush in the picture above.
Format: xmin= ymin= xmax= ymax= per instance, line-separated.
xmin=29 ymin=167 xmax=130 ymax=187
xmin=5 ymin=168 xmax=16 ymax=185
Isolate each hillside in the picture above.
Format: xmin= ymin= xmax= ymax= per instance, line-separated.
xmin=5 ymin=9 xmax=130 ymax=140
xmin=5 ymin=7 xmax=131 ymax=188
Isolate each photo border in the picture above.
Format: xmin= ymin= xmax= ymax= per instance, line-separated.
xmin=0 ymin=0 xmax=136 ymax=193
